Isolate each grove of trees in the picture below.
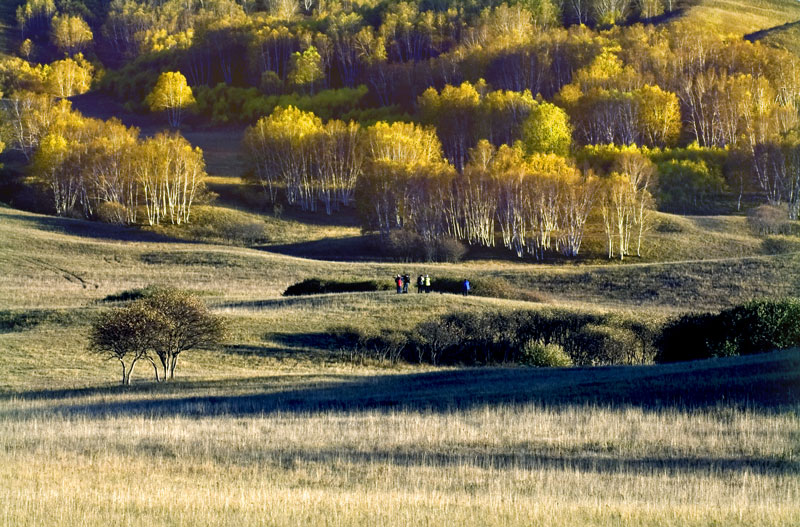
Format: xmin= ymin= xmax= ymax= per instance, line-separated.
xmin=1 ymin=0 xmax=799 ymax=260
xmin=4 ymin=92 xmax=208 ymax=224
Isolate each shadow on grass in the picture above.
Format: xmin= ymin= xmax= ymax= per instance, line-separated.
xmin=263 ymin=235 xmax=390 ymax=261
xmin=215 ymin=291 xmax=389 ymax=311
xmin=5 ymin=350 xmax=799 ymax=417
xmin=266 ymin=447 xmax=797 ymax=476
xmin=0 ymin=209 xmax=189 ymax=244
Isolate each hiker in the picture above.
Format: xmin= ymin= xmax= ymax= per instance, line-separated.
xmin=462 ymin=278 xmax=471 ymax=296
xmin=402 ymin=273 xmax=410 ymax=294
xmin=424 ymin=274 xmax=431 ymax=293
xmin=395 ymin=275 xmax=403 ymax=294
xmin=417 ymin=275 xmax=424 ymax=293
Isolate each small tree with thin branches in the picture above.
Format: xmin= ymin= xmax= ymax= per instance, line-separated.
xmin=89 ymin=288 xmax=225 ymax=384
xmin=140 ymin=289 xmax=226 ymax=381
xmin=88 ymin=303 xmax=165 ymax=385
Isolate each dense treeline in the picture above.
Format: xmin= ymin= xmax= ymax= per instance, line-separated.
xmin=1 ymin=0 xmax=799 ymax=256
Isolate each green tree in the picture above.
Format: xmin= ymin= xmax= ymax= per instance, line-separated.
xmin=289 ymin=46 xmax=324 ymax=94
xmin=145 ymin=71 xmax=195 ymax=127
xmin=519 ymin=102 xmax=572 ymax=157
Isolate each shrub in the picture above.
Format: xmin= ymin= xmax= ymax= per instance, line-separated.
xmin=386 ymin=230 xmax=424 ymax=261
xmin=323 ymin=308 xmax=663 ymax=367
xmin=283 ymin=278 xmax=389 ymax=296
xmin=655 ymin=159 xmax=727 ymax=213
xmin=656 ymin=299 xmax=800 ymax=362
xmin=568 ymin=324 xmax=638 ymax=366
xmin=748 ymin=204 xmax=797 ymax=236
xmin=95 ymin=202 xmax=128 ymax=224
xmin=386 ymin=231 xmax=467 ymax=262
xmin=426 ymin=237 xmax=467 ymax=263
xmin=356 ymin=330 xmax=409 ymax=364
xmin=521 ymin=340 xmax=573 ymax=367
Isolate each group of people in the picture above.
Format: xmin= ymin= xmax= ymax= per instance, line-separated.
xmin=393 ymin=274 xmax=471 ymax=296
xmin=394 ymin=274 xmax=432 ymax=294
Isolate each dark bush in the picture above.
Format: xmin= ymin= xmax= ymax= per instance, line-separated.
xmin=101 ymin=286 xmax=161 ymax=304
xmin=322 ymin=308 xmax=665 ymax=367
xmin=386 ymin=230 xmax=466 ymax=262
xmin=656 ymin=299 xmax=800 ymax=362
xmin=283 ymin=278 xmax=389 ymax=296
xmin=721 ymin=299 xmax=800 ymax=355
xmin=656 ymin=312 xmax=732 ymax=363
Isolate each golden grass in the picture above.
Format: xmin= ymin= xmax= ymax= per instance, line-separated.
xmin=682 ymin=0 xmax=800 ymax=37
xmin=1 ymin=393 xmax=797 ymax=526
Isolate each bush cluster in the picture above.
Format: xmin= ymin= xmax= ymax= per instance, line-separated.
xmin=330 ymin=309 xmax=659 ymax=367
xmin=386 ymin=230 xmax=467 ymax=262
xmin=656 ymin=299 xmax=800 ymax=362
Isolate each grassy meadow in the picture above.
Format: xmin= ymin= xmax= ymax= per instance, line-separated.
xmin=682 ymin=0 xmax=800 ymax=36
xmin=1 ymin=202 xmax=799 ymax=526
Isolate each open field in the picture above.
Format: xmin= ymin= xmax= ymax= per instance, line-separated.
xmin=1 ymin=197 xmax=799 ymax=525
xmin=2 ymin=1 xmax=799 ymax=524
xmin=1 ymin=350 xmax=798 ymax=527
xmin=683 ymin=0 xmax=800 ymax=37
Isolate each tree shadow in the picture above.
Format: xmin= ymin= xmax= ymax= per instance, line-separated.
xmin=262 ymin=235 xmax=389 ymax=261
xmin=215 ymin=292 xmax=387 ymax=311
xmin=4 ymin=350 xmax=798 ymax=419
xmin=746 ymin=20 xmax=800 ymax=42
xmin=265 ymin=447 xmax=798 ymax=477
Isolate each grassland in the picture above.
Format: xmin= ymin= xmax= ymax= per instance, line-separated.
xmin=1 ymin=350 xmax=798 ymax=527
xmin=682 ymin=0 xmax=800 ymax=37
xmin=1 ymin=198 xmax=799 ymax=525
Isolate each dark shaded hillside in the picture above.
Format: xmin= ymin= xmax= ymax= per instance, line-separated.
xmin=5 ymin=349 xmax=798 ymax=417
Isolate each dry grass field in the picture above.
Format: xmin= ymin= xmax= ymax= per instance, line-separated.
xmin=0 ymin=203 xmax=799 ymax=526
xmin=682 ymin=0 xmax=800 ymax=36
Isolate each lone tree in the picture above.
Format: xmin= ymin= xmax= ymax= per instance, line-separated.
xmin=145 ymin=72 xmax=195 ymax=128
xmin=89 ymin=303 xmax=165 ymax=385
xmin=88 ymin=288 xmax=225 ymax=384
